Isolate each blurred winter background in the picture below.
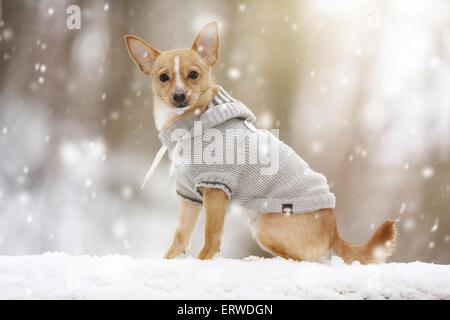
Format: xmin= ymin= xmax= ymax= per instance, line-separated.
xmin=0 ymin=0 xmax=448 ymax=263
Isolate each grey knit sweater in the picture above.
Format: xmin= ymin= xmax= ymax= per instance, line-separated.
xmin=159 ymin=87 xmax=335 ymax=214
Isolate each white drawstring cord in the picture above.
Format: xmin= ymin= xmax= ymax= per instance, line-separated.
xmin=140 ymin=145 xmax=168 ymax=190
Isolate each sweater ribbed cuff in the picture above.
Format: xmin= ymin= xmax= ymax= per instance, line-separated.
xmin=194 ymin=172 xmax=238 ymax=200
xmin=176 ymin=184 xmax=203 ymax=206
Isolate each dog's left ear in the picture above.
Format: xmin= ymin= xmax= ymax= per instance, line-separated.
xmin=192 ymin=22 xmax=219 ymax=66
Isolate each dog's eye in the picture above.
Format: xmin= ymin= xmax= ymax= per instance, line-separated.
xmin=188 ymin=71 xmax=199 ymax=80
xmin=159 ymin=73 xmax=169 ymax=82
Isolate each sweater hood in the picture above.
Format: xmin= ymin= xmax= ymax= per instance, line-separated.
xmin=158 ymin=87 xmax=256 ymax=151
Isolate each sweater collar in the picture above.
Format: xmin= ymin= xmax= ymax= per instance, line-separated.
xmin=158 ymin=86 xmax=256 ymax=150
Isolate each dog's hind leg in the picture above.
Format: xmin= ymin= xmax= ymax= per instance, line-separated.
xmin=164 ymin=199 xmax=202 ymax=259
xmin=252 ymin=209 xmax=337 ymax=261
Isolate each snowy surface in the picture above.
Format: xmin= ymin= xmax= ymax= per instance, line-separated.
xmin=0 ymin=253 xmax=449 ymax=299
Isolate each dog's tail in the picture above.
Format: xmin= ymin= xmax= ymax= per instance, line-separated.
xmin=332 ymin=220 xmax=397 ymax=264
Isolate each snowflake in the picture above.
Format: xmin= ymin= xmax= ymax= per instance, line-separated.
xmin=112 ymin=220 xmax=128 ymax=238
xmin=430 ymin=218 xmax=439 ymax=233
xmin=398 ymin=202 xmax=407 ymax=215
xmin=2 ymin=28 xmax=13 ymax=41
xmin=121 ymin=186 xmax=134 ymax=199
xmin=421 ymin=166 xmax=434 ymax=179
xmin=85 ymin=179 xmax=92 ymax=188
xmin=258 ymin=111 xmax=272 ymax=128
xmin=227 ymin=67 xmax=241 ymax=80
xmin=403 ymin=217 xmax=416 ymax=231
xmin=311 ymin=141 xmax=323 ymax=154
xmin=110 ymin=111 xmax=120 ymax=121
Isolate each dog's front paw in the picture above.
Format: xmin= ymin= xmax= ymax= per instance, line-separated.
xmin=198 ymin=247 xmax=219 ymax=260
xmin=164 ymin=246 xmax=185 ymax=259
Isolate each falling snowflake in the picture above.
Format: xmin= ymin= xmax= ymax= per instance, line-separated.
xmin=421 ymin=166 xmax=434 ymax=179
xmin=227 ymin=67 xmax=241 ymax=80
xmin=110 ymin=111 xmax=120 ymax=121
xmin=2 ymin=28 xmax=13 ymax=41
xmin=238 ymin=4 xmax=246 ymax=12
xmin=112 ymin=219 xmax=128 ymax=238
xmin=403 ymin=217 xmax=416 ymax=231
xmin=104 ymin=3 xmax=110 ymax=11
xmin=399 ymin=202 xmax=407 ymax=215
xmin=85 ymin=179 xmax=92 ymax=188
xmin=311 ymin=141 xmax=323 ymax=154
xmin=430 ymin=218 xmax=439 ymax=233
xmin=60 ymin=143 xmax=81 ymax=165
xmin=121 ymin=186 xmax=134 ymax=199
xmin=258 ymin=111 xmax=272 ymax=128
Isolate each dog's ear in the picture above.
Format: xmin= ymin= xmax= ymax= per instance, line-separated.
xmin=192 ymin=22 xmax=219 ymax=66
xmin=124 ymin=35 xmax=160 ymax=75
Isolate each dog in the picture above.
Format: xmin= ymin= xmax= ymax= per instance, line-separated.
xmin=124 ymin=22 xmax=397 ymax=263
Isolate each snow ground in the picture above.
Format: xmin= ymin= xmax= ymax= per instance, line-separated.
xmin=0 ymin=253 xmax=449 ymax=299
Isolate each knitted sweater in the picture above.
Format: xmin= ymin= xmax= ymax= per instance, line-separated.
xmin=159 ymin=87 xmax=335 ymax=214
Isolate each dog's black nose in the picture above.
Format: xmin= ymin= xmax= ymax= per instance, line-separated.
xmin=173 ymin=92 xmax=186 ymax=104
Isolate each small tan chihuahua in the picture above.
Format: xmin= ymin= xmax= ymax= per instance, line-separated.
xmin=124 ymin=22 xmax=397 ymax=263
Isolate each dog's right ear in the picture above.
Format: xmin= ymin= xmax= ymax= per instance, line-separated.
xmin=124 ymin=35 xmax=160 ymax=75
